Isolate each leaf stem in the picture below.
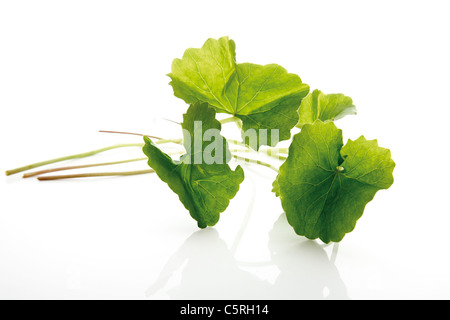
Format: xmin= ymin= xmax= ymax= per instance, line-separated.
xmin=227 ymin=139 xmax=288 ymax=160
xmin=226 ymin=139 xmax=247 ymax=148
xmin=256 ymin=148 xmax=288 ymax=160
xmin=99 ymin=130 xmax=162 ymax=140
xmin=155 ymin=138 xmax=183 ymax=145
xmin=37 ymin=169 xmax=154 ymax=181
xmin=219 ymin=116 xmax=241 ymax=125
xmin=231 ymin=155 xmax=279 ymax=173
xmin=23 ymin=157 xmax=148 ymax=178
xmin=98 ymin=129 xmax=183 ymax=146
xmin=5 ymin=137 xmax=184 ymax=177
xmin=5 ymin=143 xmax=144 ymax=176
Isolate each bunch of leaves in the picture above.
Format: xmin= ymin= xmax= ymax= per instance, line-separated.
xmin=164 ymin=36 xmax=395 ymax=242
xmin=5 ymin=36 xmax=395 ymax=243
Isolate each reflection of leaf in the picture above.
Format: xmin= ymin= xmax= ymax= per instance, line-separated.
xmin=297 ymin=89 xmax=356 ymax=128
xmin=168 ymin=36 xmax=309 ymax=150
xmin=143 ymin=102 xmax=244 ymax=228
xmin=276 ymin=120 xmax=395 ymax=243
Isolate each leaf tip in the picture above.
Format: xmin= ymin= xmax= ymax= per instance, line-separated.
xmin=143 ymin=135 xmax=153 ymax=144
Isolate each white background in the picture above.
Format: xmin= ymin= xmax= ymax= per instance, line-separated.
xmin=1 ymin=0 xmax=449 ymax=299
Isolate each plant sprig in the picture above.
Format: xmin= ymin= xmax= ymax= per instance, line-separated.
xmin=5 ymin=36 xmax=395 ymax=243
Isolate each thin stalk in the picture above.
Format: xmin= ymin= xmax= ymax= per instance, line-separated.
xmin=226 ymin=139 xmax=288 ymax=153
xmin=99 ymin=130 xmax=162 ymax=140
xmin=272 ymin=154 xmax=287 ymax=160
xmin=233 ymin=149 xmax=288 ymax=161
xmin=5 ymin=136 xmax=184 ymax=177
xmin=23 ymin=157 xmax=148 ymax=178
xmin=5 ymin=143 xmax=144 ymax=176
xmin=227 ymin=139 xmax=288 ymax=160
xmin=231 ymin=155 xmax=279 ymax=173
xmin=37 ymin=169 xmax=154 ymax=181
xmin=160 ymin=118 xmax=181 ymax=125
xmin=155 ymin=138 xmax=183 ymax=145
xmin=38 ymin=154 xmax=278 ymax=181
xmin=226 ymin=139 xmax=247 ymax=148
xmin=219 ymin=116 xmax=241 ymax=125
xmin=99 ymin=130 xmax=183 ymax=145
xmin=258 ymin=148 xmax=288 ymax=160
xmin=269 ymin=147 xmax=289 ymax=154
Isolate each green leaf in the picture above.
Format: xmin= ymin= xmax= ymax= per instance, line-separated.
xmin=276 ymin=120 xmax=395 ymax=243
xmin=169 ymin=37 xmax=237 ymax=112
xmin=143 ymin=101 xmax=244 ymax=228
xmin=297 ymin=89 xmax=356 ymax=128
xmin=168 ymin=36 xmax=310 ymax=150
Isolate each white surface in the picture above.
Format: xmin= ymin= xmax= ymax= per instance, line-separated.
xmin=1 ymin=0 xmax=450 ymax=300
